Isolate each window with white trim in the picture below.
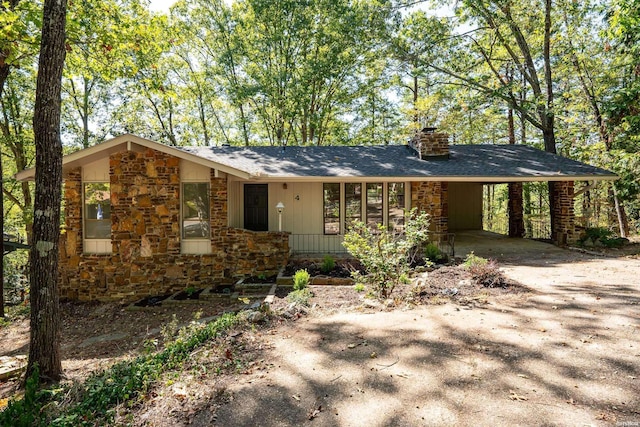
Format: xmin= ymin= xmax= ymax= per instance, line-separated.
xmin=182 ymin=182 xmax=210 ymax=239
xmin=84 ymin=183 xmax=111 ymax=239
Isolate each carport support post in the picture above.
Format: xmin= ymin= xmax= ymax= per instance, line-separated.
xmin=508 ymin=182 xmax=525 ymax=238
xmin=550 ymin=181 xmax=576 ymax=246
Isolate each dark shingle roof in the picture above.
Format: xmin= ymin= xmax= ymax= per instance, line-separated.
xmin=179 ymin=144 xmax=616 ymax=181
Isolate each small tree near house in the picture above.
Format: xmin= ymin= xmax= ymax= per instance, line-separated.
xmin=342 ymin=209 xmax=430 ymax=299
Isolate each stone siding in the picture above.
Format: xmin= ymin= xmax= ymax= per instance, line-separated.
xmin=411 ymin=181 xmax=448 ymax=237
xmin=59 ymin=149 xmax=289 ymax=303
xmin=550 ymin=181 xmax=576 ymax=246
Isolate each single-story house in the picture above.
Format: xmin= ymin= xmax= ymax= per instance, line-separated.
xmin=16 ymin=130 xmax=616 ymax=302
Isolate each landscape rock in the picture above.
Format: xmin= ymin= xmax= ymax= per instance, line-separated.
xmin=246 ymin=311 xmax=265 ymax=323
xmin=362 ymin=299 xmax=381 ymax=309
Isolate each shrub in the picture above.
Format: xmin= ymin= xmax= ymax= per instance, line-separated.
xmin=293 ymin=269 xmax=310 ymax=290
xmin=353 ymin=283 xmax=365 ymax=293
xmin=342 ymin=209 xmax=430 ymax=299
xmin=462 ymin=252 xmax=487 ymax=269
xmin=424 ymin=242 xmax=444 ymax=263
xmin=287 ymin=288 xmax=313 ymax=306
xmin=463 ymin=255 xmax=508 ymax=288
xmin=0 ymin=365 xmax=44 ymax=427
xmin=320 ymin=255 xmax=336 ymax=274
xmin=579 ymin=227 xmax=627 ymax=248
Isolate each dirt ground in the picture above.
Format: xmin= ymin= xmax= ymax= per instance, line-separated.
xmin=200 ymin=250 xmax=639 ymax=426
xmin=1 ymin=235 xmax=639 ymax=426
xmin=0 ymin=299 xmax=247 ymax=398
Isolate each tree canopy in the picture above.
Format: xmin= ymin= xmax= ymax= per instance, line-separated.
xmin=2 ymin=0 xmax=640 ymax=242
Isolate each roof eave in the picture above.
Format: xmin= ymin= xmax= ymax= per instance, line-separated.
xmin=237 ymin=174 xmax=619 ymax=182
xmin=15 ymin=134 xmax=252 ymax=181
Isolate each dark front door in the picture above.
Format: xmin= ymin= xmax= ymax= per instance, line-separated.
xmin=244 ymin=184 xmax=269 ymax=231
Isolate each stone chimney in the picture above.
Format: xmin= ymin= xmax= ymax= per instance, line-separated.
xmin=409 ymin=127 xmax=449 ymax=159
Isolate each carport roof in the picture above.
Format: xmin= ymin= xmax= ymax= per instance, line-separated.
xmin=180 ymin=143 xmax=617 ymax=182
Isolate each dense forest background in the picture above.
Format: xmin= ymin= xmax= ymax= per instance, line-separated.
xmin=2 ymin=0 xmax=639 ymax=245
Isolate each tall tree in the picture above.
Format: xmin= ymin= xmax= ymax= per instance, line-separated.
xmin=422 ymin=0 xmax=566 ymax=238
xmin=559 ymin=0 xmax=629 ymax=235
xmin=604 ymin=0 xmax=640 ymax=232
xmin=390 ymin=11 xmax=453 ymax=132
xmin=27 ymin=0 xmax=68 ymax=383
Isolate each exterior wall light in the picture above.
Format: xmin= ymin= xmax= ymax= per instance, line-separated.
xmin=276 ymin=202 xmax=285 ymax=231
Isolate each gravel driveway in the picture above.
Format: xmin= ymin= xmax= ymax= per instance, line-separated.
xmin=212 ymin=237 xmax=640 ymax=426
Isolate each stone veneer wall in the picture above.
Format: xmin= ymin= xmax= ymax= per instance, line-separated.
xmin=410 ymin=181 xmax=448 ymax=237
xmin=550 ymin=181 xmax=576 ymax=246
xmin=59 ymin=148 xmax=289 ymax=303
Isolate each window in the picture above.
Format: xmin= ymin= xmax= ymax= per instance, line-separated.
xmin=84 ymin=183 xmax=111 ymax=239
xmin=388 ymin=182 xmax=405 ymax=232
xmin=322 ymin=182 xmax=409 ymax=234
xmin=323 ymin=183 xmax=340 ymax=234
xmin=366 ymin=183 xmax=383 ymax=228
xmin=182 ymin=183 xmax=210 ymax=239
xmin=344 ymin=183 xmax=362 ymax=228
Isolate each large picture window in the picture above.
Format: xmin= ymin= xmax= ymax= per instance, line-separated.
xmin=322 ymin=182 xmax=408 ymax=235
xmin=388 ymin=182 xmax=405 ymax=232
xmin=182 ymin=183 xmax=210 ymax=239
xmin=323 ymin=183 xmax=340 ymax=235
xmin=84 ymin=183 xmax=111 ymax=239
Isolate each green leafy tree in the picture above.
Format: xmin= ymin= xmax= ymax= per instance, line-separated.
xmin=63 ymin=0 xmax=170 ymax=147
xmin=390 ymin=11 xmax=454 ymax=133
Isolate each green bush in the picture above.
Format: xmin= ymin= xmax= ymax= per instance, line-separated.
xmin=424 ymin=242 xmax=444 ymax=263
xmin=462 ymin=252 xmax=488 ymax=269
xmin=353 ymin=283 xmax=365 ymax=293
xmin=293 ymin=269 xmax=310 ymax=290
xmin=342 ymin=209 xmax=430 ymax=299
xmin=320 ymin=255 xmax=336 ymax=274
xmin=1 ymin=365 xmax=44 ymax=427
xmin=286 ymin=288 xmax=313 ymax=306
xmin=579 ymin=227 xmax=627 ymax=248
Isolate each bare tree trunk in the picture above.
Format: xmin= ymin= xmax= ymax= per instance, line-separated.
xmin=27 ymin=0 xmax=68 ymax=384
xmin=612 ymin=185 xmax=628 ymax=238
xmin=1 ymin=151 xmax=4 ymax=318
xmin=506 ymin=66 xmax=524 ymax=238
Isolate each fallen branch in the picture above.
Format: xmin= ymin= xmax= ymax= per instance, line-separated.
xmin=376 ymin=357 xmax=399 ymax=370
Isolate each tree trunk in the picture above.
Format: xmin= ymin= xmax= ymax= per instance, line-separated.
xmin=1 ymin=150 xmax=4 ymax=318
xmin=611 ymin=185 xmax=628 ymax=238
xmin=27 ymin=0 xmax=68 ymax=384
xmin=507 ymin=88 xmax=524 ymax=238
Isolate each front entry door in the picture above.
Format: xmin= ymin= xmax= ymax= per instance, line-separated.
xmin=244 ymin=184 xmax=269 ymax=231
